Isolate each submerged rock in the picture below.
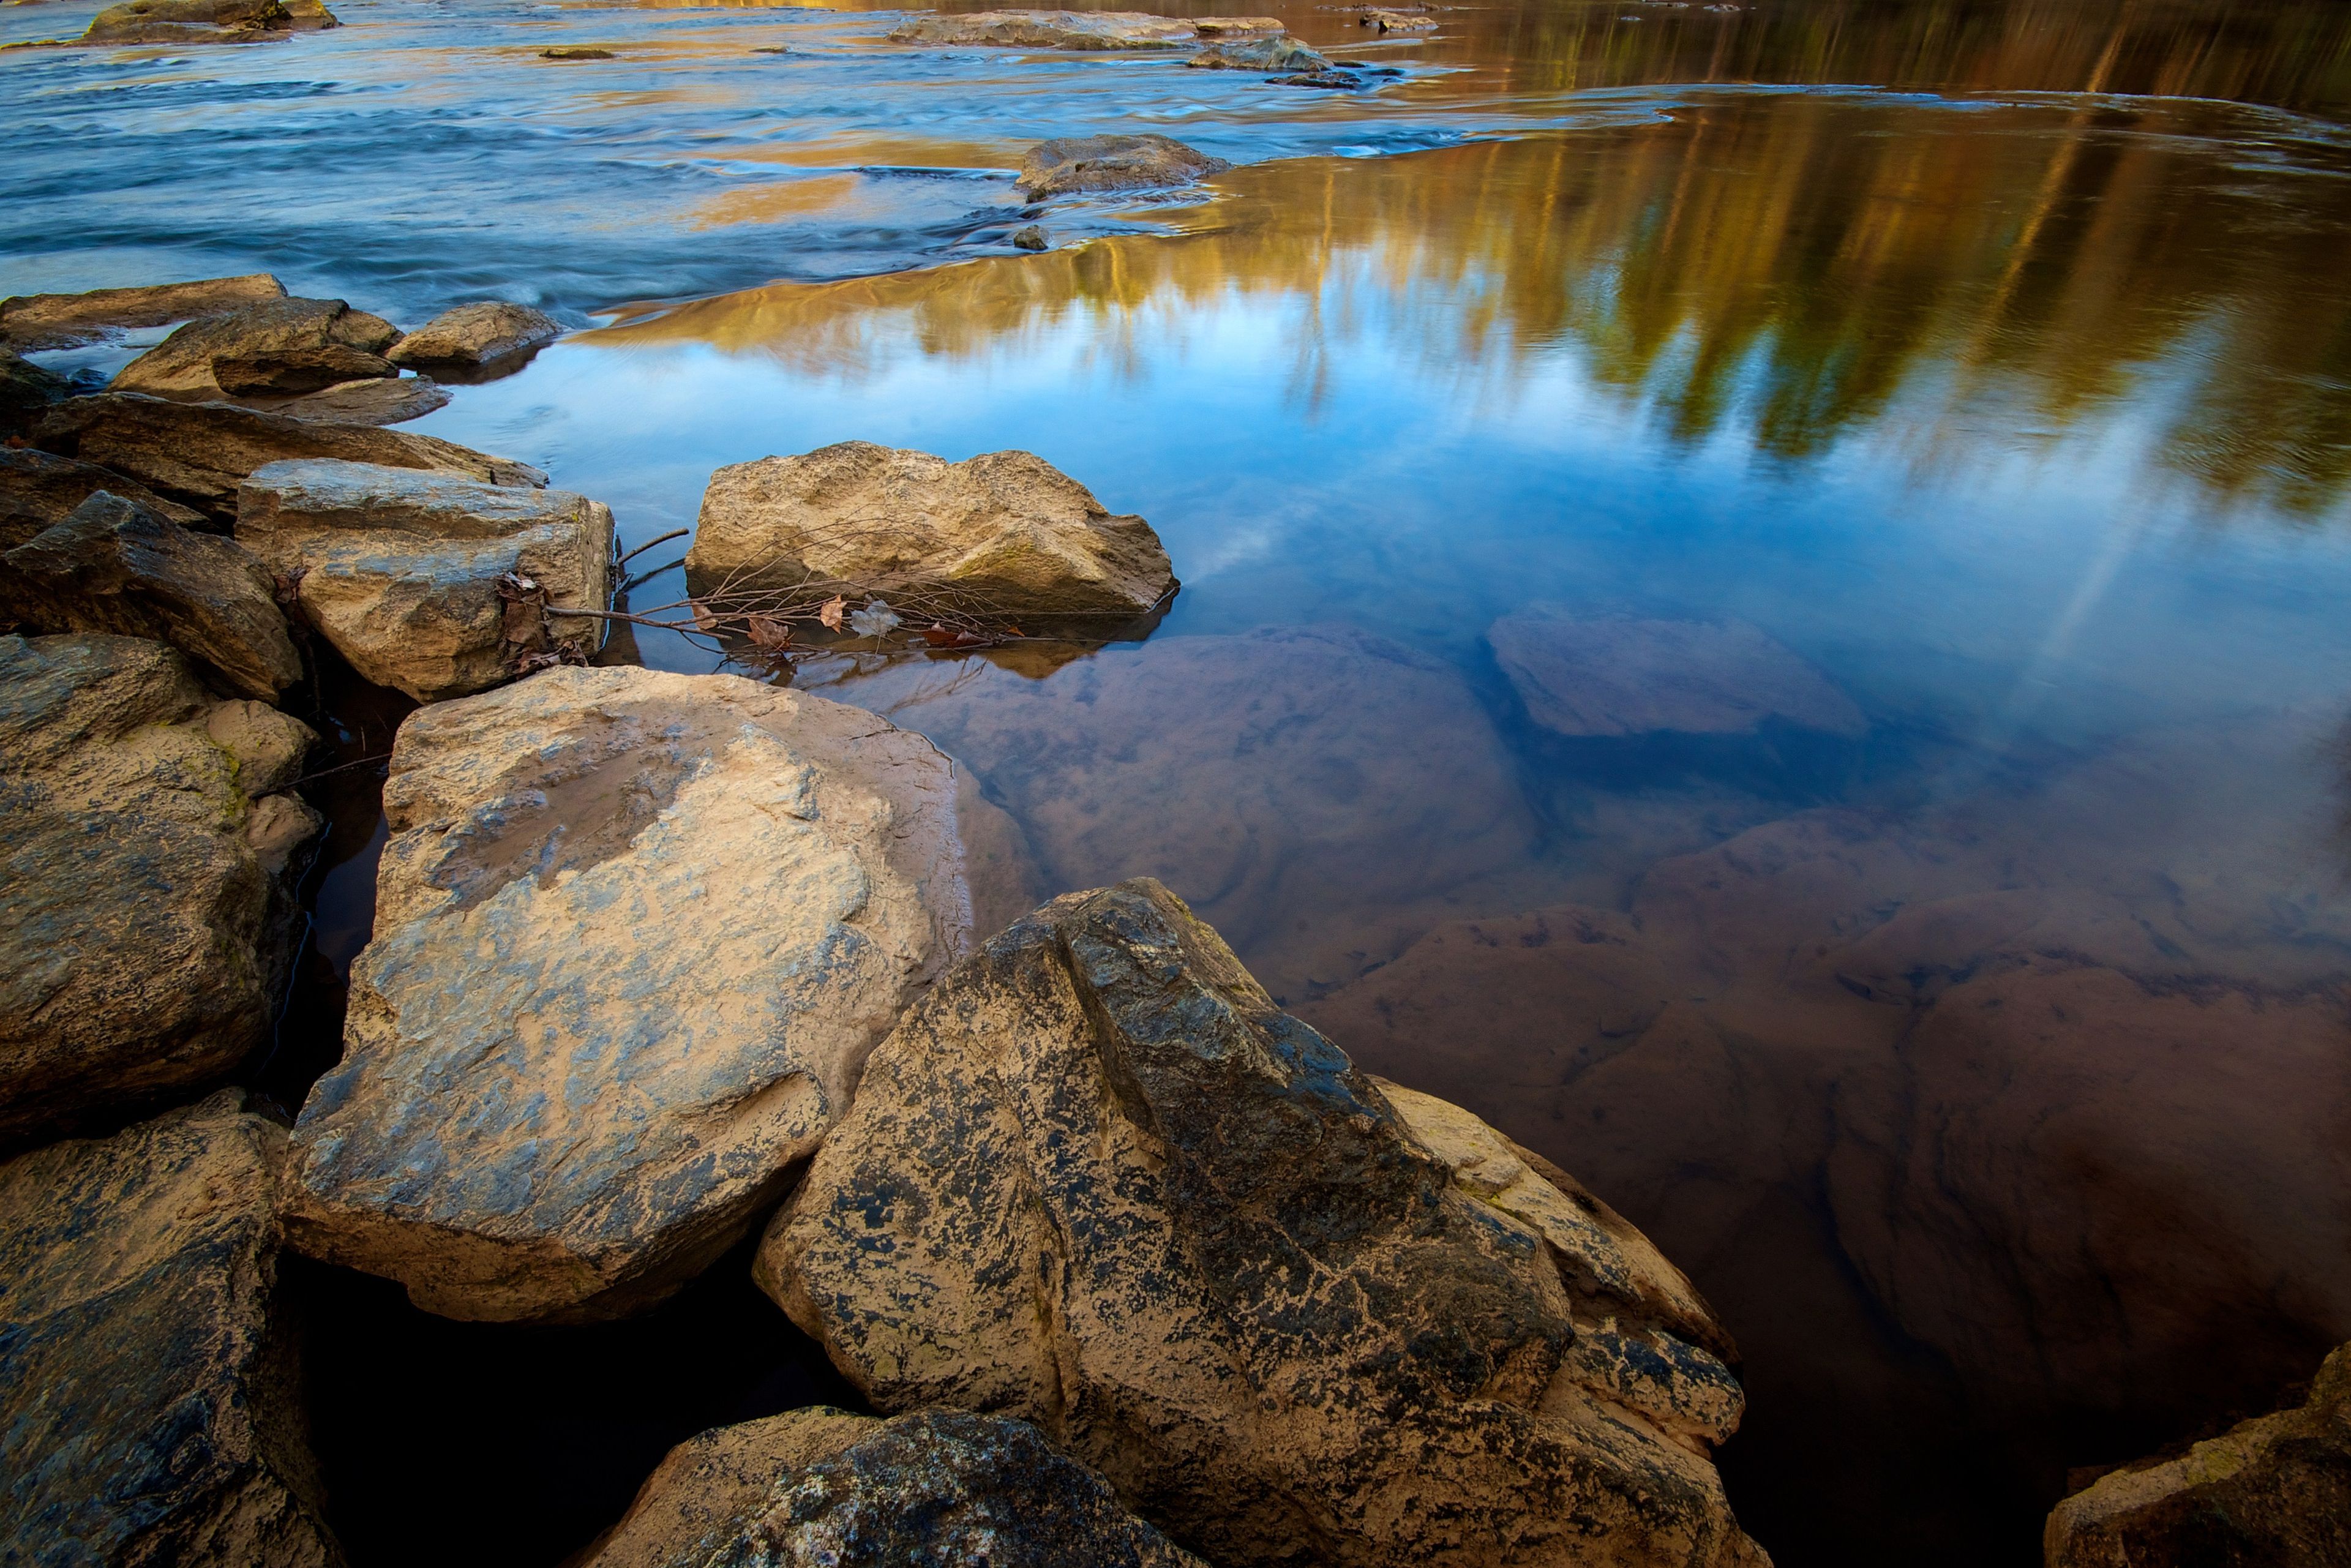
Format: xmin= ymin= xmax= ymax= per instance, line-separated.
xmin=1 ymin=448 xmax=209 ymax=549
xmin=1487 ymin=607 xmax=1867 ymax=737
xmin=1273 ymin=67 xmax=1368 ymax=88
xmin=1 ymin=491 xmax=302 ymax=700
xmin=539 ymin=44 xmax=614 ymax=59
xmin=887 ymin=9 xmax=1197 ymax=50
xmin=0 ymin=273 xmax=285 ymax=351
xmin=113 ymin=298 xmax=400 ymax=400
xmin=236 ymin=458 xmax=611 ymax=701
xmin=385 ymin=301 xmax=564 ymax=375
xmin=688 ymin=440 xmax=1175 ymax=621
xmin=1187 ymin=34 xmax=1330 ymax=69
xmin=0 ymin=1090 xmax=343 ymax=1568
xmin=2044 ymin=1342 xmax=2351 ymax=1566
xmin=281 ymin=665 xmax=983 ymax=1322
xmin=760 ymin=877 xmax=1766 ymax=1568
xmin=34 ymin=392 xmax=547 ymax=524
xmin=583 ymin=1408 xmax=1207 ymax=1568
xmin=1017 ymin=133 xmax=1230 ymax=197
xmin=1 ymin=345 xmax=72 ymax=437
xmin=0 ymin=634 xmax=318 ymax=1144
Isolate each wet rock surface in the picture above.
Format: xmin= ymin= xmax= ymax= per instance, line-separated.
xmin=583 ymin=1408 xmax=1207 ymax=1568
xmin=0 ymin=273 xmax=285 ymax=352
xmin=281 ymin=665 xmax=981 ymax=1322
xmin=688 ymin=440 xmax=1175 ymax=620
xmin=1 ymin=345 xmax=72 ymax=437
xmin=0 ymin=1090 xmax=342 ymax=1568
xmin=760 ymin=877 xmax=1765 ymax=1568
xmin=113 ymin=298 xmax=402 ymax=401
xmin=887 ymin=10 xmax=1198 ymax=50
xmin=386 ymin=302 xmax=564 ymax=375
xmin=81 ymin=0 xmax=336 ymax=45
xmin=1017 ymin=134 xmax=1231 ymax=197
xmin=1 ymin=446 xmax=208 ymax=549
xmin=1 ymin=492 xmax=302 ymax=700
xmin=1487 ymin=607 xmax=1867 ymax=737
xmin=34 ymin=393 xmax=547 ymax=525
xmin=1188 ymin=35 xmax=1331 ymax=70
xmin=236 ymin=459 xmax=612 ymax=702
xmin=258 ymin=375 xmax=451 ymax=426
xmin=0 ymin=634 xmax=318 ymax=1145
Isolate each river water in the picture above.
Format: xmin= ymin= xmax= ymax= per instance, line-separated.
xmin=7 ymin=1 xmax=2351 ymax=1562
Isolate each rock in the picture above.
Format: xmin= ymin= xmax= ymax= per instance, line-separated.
xmin=0 ymin=273 xmax=285 ymax=352
xmin=1188 ymin=35 xmax=1330 ymax=69
xmin=1017 ymin=133 xmax=1230 ymax=198
xmin=385 ymin=301 xmax=564 ymax=375
xmin=83 ymin=0 xmax=294 ymax=45
xmin=1486 ymin=607 xmax=1867 ymax=738
xmin=0 ymin=491 xmax=302 ymax=700
xmin=260 ymin=375 xmax=450 ymax=426
xmin=1 ymin=345 xmax=72 ymax=437
xmin=280 ymin=664 xmax=983 ymax=1322
xmin=1191 ymin=15 xmax=1284 ymax=36
xmin=758 ymin=877 xmax=1765 ymax=1568
xmin=1361 ymin=8 xmax=1438 ymax=29
xmin=887 ymin=10 xmax=1198 ymax=50
xmin=33 ymin=392 xmax=547 ymax=525
xmin=0 ymin=633 xmax=318 ymax=1145
xmin=582 ymin=1408 xmax=1208 ymax=1568
xmin=1011 ymin=223 xmax=1049 ymax=251
xmin=235 ymin=459 xmax=611 ymax=702
xmin=2044 ymin=1343 xmax=2351 ymax=1567
xmin=113 ymin=298 xmax=401 ymax=401
xmin=1 ymin=447 xmax=210 ymax=549
xmin=687 ymin=440 xmax=1175 ymax=621
xmin=540 ymin=44 xmax=613 ymax=59
xmin=0 ymin=1090 xmax=343 ymax=1568
xmin=1273 ymin=68 xmax=1367 ymax=88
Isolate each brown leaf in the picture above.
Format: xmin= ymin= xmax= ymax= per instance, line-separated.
xmin=746 ymin=612 xmax=794 ymax=651
xmin=921 ymin=623 xmax=986 ymax=648
xmin=689 ymin=599 xmax=719 ymax=632
xmin=818 ymin=595 xmax=847 ymax=631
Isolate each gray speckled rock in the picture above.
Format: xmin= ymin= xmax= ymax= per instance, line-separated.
xmin=759 ymin=878 xmax=1766 ymax=1568
xmin=0 ymin=634 xmax=318 ymax=1146
xmin=584 ymin=1408 xmax=1207 ymax=1568
xmin=0 ymin=1090 xmax=343 ymax=1568
xmin=282 ymin=665 xmax=984 ymax=1322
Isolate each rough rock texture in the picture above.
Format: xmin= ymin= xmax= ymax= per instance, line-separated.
xmin=0 ymin=274 xmax=285 ymax=352
xmin=887 ymin=10 xmax=1197 ymax=49
xmin=1 ymin=492 xmax=302 ymax=700
xmin=81 ymin=0 xmax=336 ymax=43
xmin=35 ymin=392 xmax=546 ymax=525
xmin=0 ymin=634 xmax=318 ymax=1145
xmin=1 ymin=447 xmax=208 ymax=550
xmin=1191 ymin=15 xmax=1284 ymax=36
xmin=281 ymin=665 xmax=984 ymax=1322
xmin=2 ymin=345 xmax=72 ymax=437
xmin=2045 ymin=1343 xmax=2351 ymax=1567
xmin=1487 ymin=607 xmax=1866 ymax=738
xmin=1188 ymin=35 xmax=1330 ymax=69
xmin=584 ymin=1408 xmax=1208 ymax=1568
xmin=114 ymin=298 xmax=400 ymax=400
xmin=258 ymin=375 xmax=450 ymax=426
xmin=688 ymin=441 xmax=1174 ymax=620
xmin=0 ymin=1091 xmax=343 ymax=1568
xmin=236 ymin=459 xmax=612 ymax=702
xmin=1018 ymin=134 xmax=1230 ymax=198
xmin=760 ymin=878 xmax=1765 ymax=1568
xmin=1362 ymin=9 xmax=1437 ymax=30
xmin=386 ymin=302 xmax=563 ymax=372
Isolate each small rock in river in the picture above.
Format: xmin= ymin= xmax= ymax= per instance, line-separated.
xmin=1011 ymin=223 xmax=1049 ymax=250
xmin=1191 ymin=13 xmax=1285 ymax=35
xmin=1187 ymin=34 xmax=1330 ymax=69
xmin=541 ymin=44 xmax=615 ymax=59
xmin=1274 ymin=67 xmax=1368 ymax=88
xmin=1016 ymin=132 xmax=1230 ymax=198
xmin=388 ymin=300 xmax=564 ymax=377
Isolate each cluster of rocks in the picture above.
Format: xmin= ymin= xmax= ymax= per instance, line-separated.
xmin=890 ymin=8 xmax=1403 ymax=101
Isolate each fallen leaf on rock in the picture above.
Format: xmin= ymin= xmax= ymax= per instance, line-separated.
xmin=690 ymin=599 xmax=720 ymax=632
xmin=819 ymin=595 xmax=847 ymax=631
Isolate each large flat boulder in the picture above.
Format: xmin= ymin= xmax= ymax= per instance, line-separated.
xmin=386 ymin=301 xmax=563 ymax=377
xmin=81 ymin=0 xmax=335 ymax=44
xmin=255 ymin=374 xmax=451 ymax=426
xmin=2 ymin=492 xmax=302 ymax=700
xmin=1 ymin=446 xmax=208 ymax=549
xmin=32 ymin=393 xmax=546 ymax=525
xmin=583 ymin=1408 xmax=1207 ymax=1568
xmin=1487 ymin=607 xmax=1866 ymax=738
xmin=0 ymin=634 xmax=319 ymax=1145
xmin=281 ymin=665 xmax=983 ymax=1322
xmin=113 ymin=298 xmax=400 ymax=400
xmin=688 ymin=440 xmax=1174 ymax=621
xmin=0 ymin=1090 xmax=343 ymax=1568
xmin=0 ymin=273 xmax=285 ymax=352
xmin=759 ymin=878 xmax=1766 ymax=1568
xmin=887 ymin=9 xmax=1198 ymax=49
xmin=1017 ymin=133 xmax=1229 ymax=198
xmin=236 ymin=459 xmax=612 ymax=702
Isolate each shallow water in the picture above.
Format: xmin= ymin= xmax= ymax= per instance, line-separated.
xmin=9 ymin=0 xmax=2351 ymax=1562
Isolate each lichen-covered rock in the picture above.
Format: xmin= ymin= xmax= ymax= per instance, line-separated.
xmin=1 ymin=346 xmax=72 ymax=438
xmin=0 ymin=274 xmax=285 ymax=352
xmin=1487 ymin=607 xmax=1867 ymax=738
xmin=113 ymin=298 xmax=400 ymax=401
xmin=887 ymin=9 xmax=1196 ymax=50
xmin=583 ymin=1408 xmax=1207 ymax=1568
xmin=2045 ymin=1343 xmax=2351 ymax=1567
xmin=236 ymin=458 xmax=611 ymax=702
xmin=0 ymin=634 xmax=319 ymax=1145
xmin=281 ymin=665 xmax=985 ymax=1322
xmin=385 ymin=302 xmax=563 ymax=373
xmin=33 ymin=393 xmax=547 ymax=525
xmin=688 ymin=441 xmax=1174 ymax=621
xmin=1017 ymin=133 xmax=1229 ymax=198
xmin=1 ymin=492 xmax=302 ymax=700
xmin=1 ymin=447 xmax=208 ymax=550
xmin=0 ymin=1090 xmax=343 ymax=1568
xmin=759 ymin=877 xmax=1766 ymax=1568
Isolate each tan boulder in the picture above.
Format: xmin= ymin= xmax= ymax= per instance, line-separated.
xmin=114 ymin=298 xmax=400 ymax=400
xmin=1 ymin=490 xmax=302 ymax=700
xmin=0 ymin=634 xmax=319 ymax=1144
xmin=0 ymin=1090 xmax=343 ymax=1568
xmin=1017 ymin=133 xmax=1229 ymax=197
xmin=583 ymin=1408 xmax=1208 ymax=1568
xmin=0 ymin=272 xmax=285 ymax=351
xmin=887 ymin=10 xmax=1197 ymax=49
xmin=687 ymin=440 xmax=1174 ymax=621
xmin=1191 ymin=15 xmax=1284 ymax=36
xmin=1 ymin=446 xmax=208 ymax=549
xmin=255 ymin=374 xmax=451 ymax=426
xmin=236 ymin=458 xmax=611 ymax=701
xmin=759 ymin=878 xmax=1766 ymax=1568
xmin=1487 ymin=607 xmax=1866 ymax=738
xmin=32 ymin=392 xmax=546 ymax=524
xmin=386 ymin=301 xmax=563 ymax=374
xmin=281 ymin=665 xmax=985 ymax=1322
xmin=81 ymin=0 xmax=335 ymax=43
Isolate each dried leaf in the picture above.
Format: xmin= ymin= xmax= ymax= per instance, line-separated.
xmin=922 ymin=623 xmax=986 ymax=648
xmin=272 ymin=568 xmax=308 ymax=605
xmin=689 ymin=599 xmax=720 ymax=632
xmin=818 ymin=595 xmax=847 ymax=631
xmin=746 ymin=612 xmax=794 ymax=651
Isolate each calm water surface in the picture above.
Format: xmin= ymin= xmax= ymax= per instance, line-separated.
xmin=8 ymin=1 xmax=2351 ymax=1563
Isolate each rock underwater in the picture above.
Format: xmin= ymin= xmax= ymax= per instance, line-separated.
xmin=759 ymin=877 xmax=1768 ymax=1568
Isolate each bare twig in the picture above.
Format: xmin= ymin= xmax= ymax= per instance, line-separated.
xmin=616 ymin=528 xmax=690 ymax=567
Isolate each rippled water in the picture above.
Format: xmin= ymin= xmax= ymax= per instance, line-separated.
xmin=9 ymin=1 xmax=2351 ymax=1563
